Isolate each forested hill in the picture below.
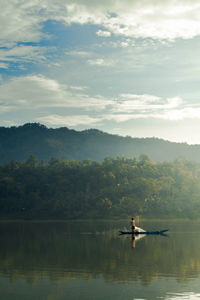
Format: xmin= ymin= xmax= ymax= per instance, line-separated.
xmin=0 ymin=122 xmax=200 ymax=163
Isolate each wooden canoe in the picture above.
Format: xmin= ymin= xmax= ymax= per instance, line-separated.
xmin=119 ymin=229 xmax=168 ymax=235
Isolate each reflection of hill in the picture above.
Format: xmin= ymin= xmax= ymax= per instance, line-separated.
xmin=0 ymin=221 xmax=200 ymax=285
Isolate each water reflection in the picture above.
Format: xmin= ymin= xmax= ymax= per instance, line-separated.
xmin=132 ymin=234 xmax=136 ymax=248
xmin=0 ymin=220 xmax=200 ymax=299
xmin=129 ymin=233 xmax=146 ymax=248
xmin=130 ymin=233 xmax=148 ymax=248
xmin=166 ymin=292 xmax=200 ymax=299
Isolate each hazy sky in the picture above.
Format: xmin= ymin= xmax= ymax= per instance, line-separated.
xmin=1 ymin=0 xmax=200 ymax=143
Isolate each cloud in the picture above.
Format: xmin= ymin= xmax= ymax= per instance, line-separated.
xmin=0 ymin=45 xmax=49 ymax=68
xmin=0 ymin=62 xmax=9 ymax=69
xmin=0 ymin=120 xmax=19 ymax=126
xmin=158 ymin=107 xmax=200 ymax=121
xmin=120 ymin=40 xmax=131 ymax=48
xmin=0 ymin=105 xmax=16 ymax=113
xmin=36 ymin=106 xmax=200 ymax=128
xmin=36 ymin=114 xmax=102 ymax=126
xmin=103 ymin=108 xmax=200 ymax=123
xmin=1 ymin=74 xmax=200 ymax=124
xmin=69 ymin=85 xmax=88 ymax=91
xmin=112 ymin=94 xmax=182 ymax=113
xmin=104 ymin=114 xmax=138 ymax=122
xmin=0 ymin=0 xmax=44 ymax=45
xmin=0 ymin=75 xmax=64 ymax=107
xmin=87 ymin=58 xmax=114 ymax=66
xmin=49 ymin=0 xmax=200 ymax=40
xmin=35 ymin=105 xmax=200 ymax=128
xmin=2 ymin=0 xmax=200 ymax=71
xmin=2 ymin=0 xmax=200 ymax=50
xmin=96 ymin=30 xmax=111 ymax=37
xmin=66 ymin=50 xmax=91 ymax=57
xmin=0 ymin=74 xmax=113 ymax=110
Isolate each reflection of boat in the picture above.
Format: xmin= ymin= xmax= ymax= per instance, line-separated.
xmin=119 ymin=228 xmax=168 ymax=235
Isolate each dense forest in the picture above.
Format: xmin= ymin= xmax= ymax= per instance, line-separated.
xmin=1 ymin=122 xmax=200 ymax=163
xmin=1 ymin=155 xmax=200 ymax=219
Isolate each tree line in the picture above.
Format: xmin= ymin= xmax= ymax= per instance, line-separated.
xmin=0 ymin=155 xmax=200 ymax=219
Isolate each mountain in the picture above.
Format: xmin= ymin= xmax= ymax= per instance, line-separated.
xmin=0 ymin=122 xmax=200 ymax=163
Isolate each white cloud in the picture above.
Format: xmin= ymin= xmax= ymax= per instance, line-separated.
xmin=105 ymin=105 xmax=200 ymax=123
xmin=2 ymin=0 xmax=200 ymax=70
xmin=87 ymin=58 xmax=114 ymax=66
xmin=0 ymin=45 xmax=48 ymax=64
xmin=0 ymin=75 xmax=63 ymax=107
xmin=104 ymin=114 xmax=138 ymax=122
xmin=120 ymin=93 xmax=161 ymax=102
xmin=0 ymin=120 xmax=19 ymax=126
xmin=0 ymin=74 xmax=113 ymax=110
xmin=96 ymin=30 xmax=111 ymax=37
xmin=66 ymin=50 xmax=91 ymax=57
xmin=0 ymin=105 xmax=16 ymax=113
xmin=2 ymin=0 xmax=200 ymax=50
xmin=0 ymin=0 xmax=44 ymax=45
xmin=1 ymin=73 xmax=200 ymax=124
xmin=36 ymin=114 xmax=102 ymax=126
xmin=159 ymin=107 xmax=200 ymax=121
xmin=36 ymin=105 xmax=200 ymax=128
xmin=120 ymin=41 xmax=130 ymax=48
xmin=166 ymin=97 xmax=183 ymax=109
xmin=0 ymin=62 xmax=9 ymax=69
xmin=69 ymin=85 xmax=88 ymax=91
xmin=112 ymin=94 xmax=182 ymax=113
xmin=51 ymin=0 xmax=200 ymax=40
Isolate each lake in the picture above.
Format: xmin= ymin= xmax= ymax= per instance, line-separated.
xmin=0 ymin=220 xmax=200 ymax=300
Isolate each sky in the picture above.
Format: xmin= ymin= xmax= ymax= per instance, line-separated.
xmin=1 ymin=0 xmax=200 ymax=144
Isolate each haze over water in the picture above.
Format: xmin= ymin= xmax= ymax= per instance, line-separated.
xmin=1 ymin=220 xmax=200 ymax=300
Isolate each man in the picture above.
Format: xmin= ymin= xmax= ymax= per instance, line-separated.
xmin=131 ymin=217 xmax=135 ymax=233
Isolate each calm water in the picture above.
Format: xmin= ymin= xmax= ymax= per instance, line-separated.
xmin=1 ymin=220 xmax=200 ymax=300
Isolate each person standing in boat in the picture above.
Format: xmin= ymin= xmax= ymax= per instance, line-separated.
xmin=131 ymin=217 xmax=135 ymax=233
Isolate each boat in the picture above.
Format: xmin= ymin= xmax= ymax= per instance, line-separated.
xmin=119 ymin=229 xmax=168 ymax=235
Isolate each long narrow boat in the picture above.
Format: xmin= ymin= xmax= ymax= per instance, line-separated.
xmin=119 ymin=229 xmax=168 ymax=235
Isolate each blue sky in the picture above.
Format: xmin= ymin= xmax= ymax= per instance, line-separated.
xmin=1 ymin=0 xmax=200 ymax=144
